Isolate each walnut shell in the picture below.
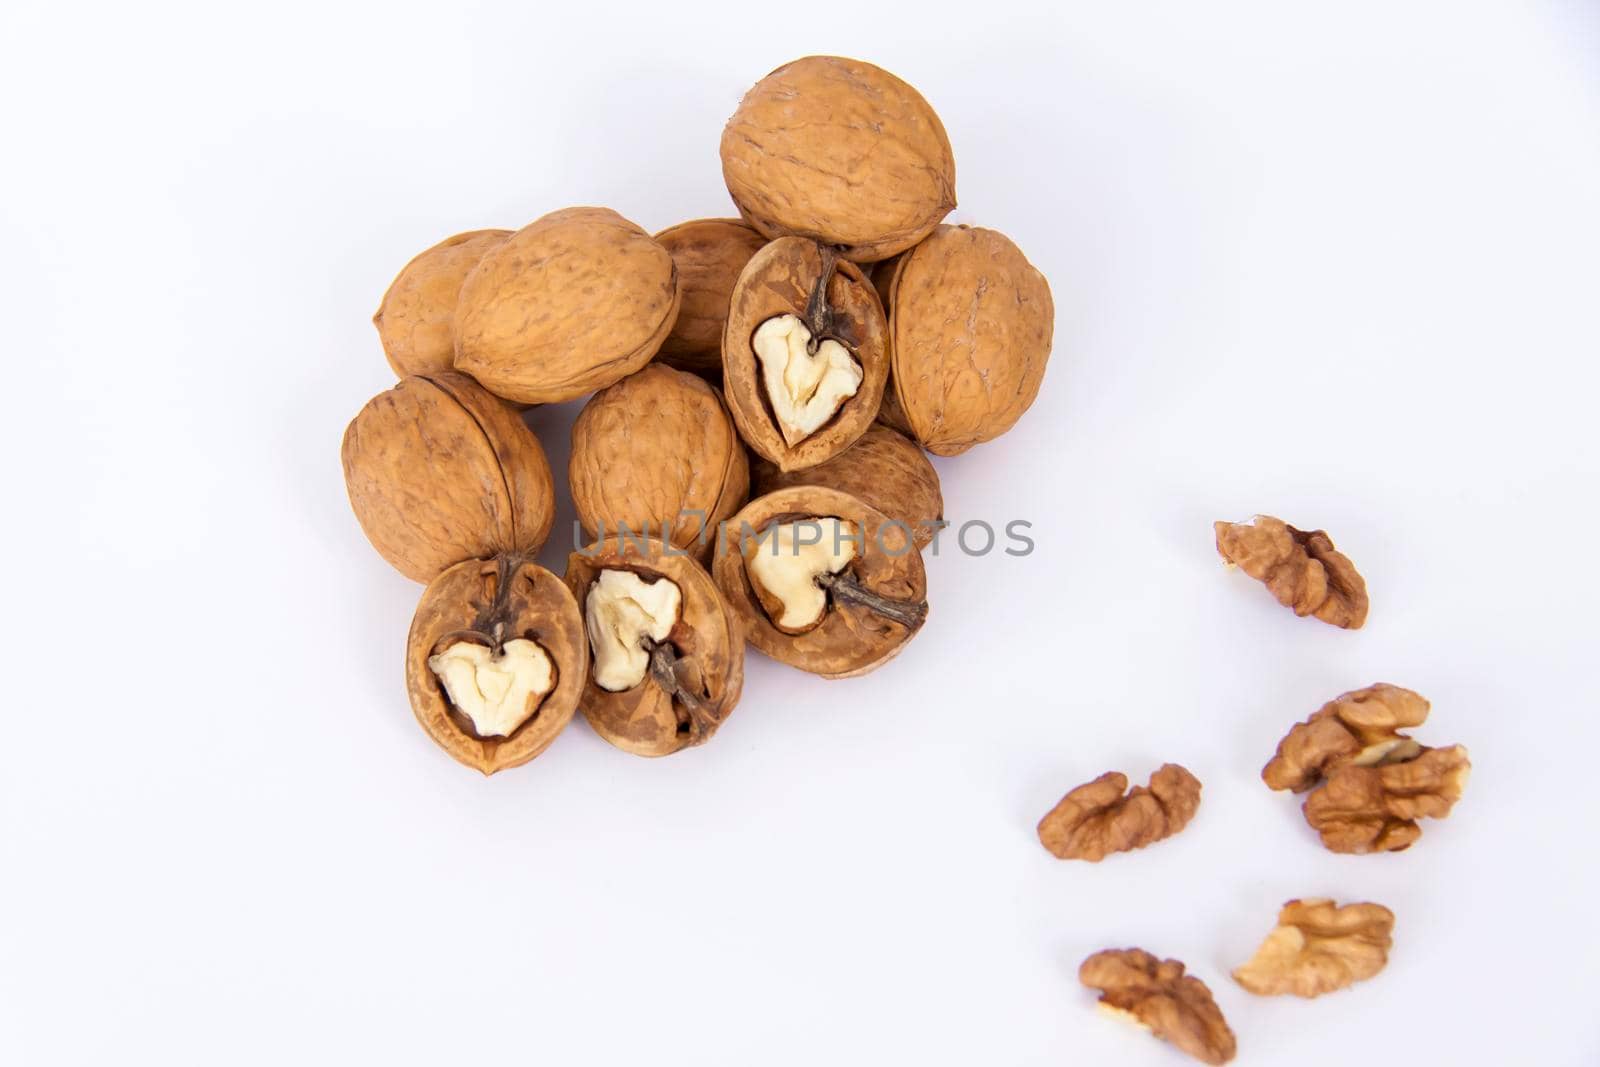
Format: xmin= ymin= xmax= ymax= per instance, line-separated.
xmin=405 ymin=555 xmax=586 ymax=774
xmin=712 ymin=487 xmax=927 ymax=678
xmin=751 ymin=426 xmax=942 ymax=551
xmin=723 ymin=237 xmax=888 ymax=471
xmin=373 ymin=229 xmax=510 ymax=377
xmin=341 ymin=373 xmax=555 ymax=583
xmin=569 ymin=364 xmax=750 ymax=561
xmin=883 ymin=225 xmax=1054 ymax=455
xmin=720 ymin=56 xmax=956 ymax=263
xmin=653 ymin=218 xmax=767 ymax=375
xmin=564 ymin=537 xmax=744 ymax=757
xmin=453 ymin=207 xmax=680 ymax=403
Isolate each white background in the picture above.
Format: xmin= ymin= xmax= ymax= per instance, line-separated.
xmin=3 ymin=2 xmax=1598 ymax=1064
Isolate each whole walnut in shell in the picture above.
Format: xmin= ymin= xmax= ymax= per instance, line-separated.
xmin=1233 ymin=898 xmax=1395 ymax=998
xmin=712 ymin=487 xmax=927 ymax=678
xmin=565 ymin=536 xmax=744 ymax=757
xmin=1215 ymin=515 xmax=1369 ymax=629
xmin=453 ymin=207 xmax=680 ymax=404
xmin=751 ymin=425 xmax=943 ymax=551
xmin=723 ymin=238 xmax=888 ymax=472
xmin=1262 ymin=683 xmax=1470 ymax=853
xmin=882 ymin=225 xmax=1054 ymax=455
xmin=720 ymin=55 xmax=956 ymax=263
xmin=1080 ymin=949 xmax=1237 ymax=1065
xmin=406 ymin=555 xmax=587 ymax=775
xmin=653 ymin=218 xmax=766 ymax=376
xmin=1037 ymin=764 xmax=1201 ymax=862
xmin=569 ymin=364 xmax=749 ymax=560
xmin=342 ymin=373 xmax=555 ymax=583
xmin=373 ymin=229 xmax=510 ymax=377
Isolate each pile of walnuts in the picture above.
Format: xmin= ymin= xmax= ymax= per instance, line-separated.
xmin=1042 ymin=518 xmax=1472 ymax=1063
xmin=342 ymin=56 xmax=1472 ymax=1063
xmin=343 ymin=56 xmax=1053 ymax=773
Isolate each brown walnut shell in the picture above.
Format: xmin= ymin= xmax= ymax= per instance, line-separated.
xmin=341 ymin=373 xmax=555 ymax=583
xmin=653 ymin=218 xmax=767 ymax=375
xmin=712 ymin=487 xmax=927 ymax=678
xmin=405 ymin=555 xmax=586 ymax=775
xmin=564 ymin=537 xmax=744 ymax=757
xmin=884 ymin=225 xmax=1054 ymax=455
xmin=569 ymin=364 xmax=749 ymax=561
xmin=720 ymin=55 xmax=956 ymax=263
xmin=723 ymin=237 xmax=888 ymax=472
xmin=453 ymin=207 xmax=680 ymax=404
xmin=373 ymin=229 xmax=511 ymax=377
xmin=751 ymin=426 xmax=943 ymax=551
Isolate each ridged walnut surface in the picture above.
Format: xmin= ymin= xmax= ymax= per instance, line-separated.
xmin=884 ymin=225 xmax=1054 ymax=455
xmin=1080 ymin=949 xmax=1237 ymax=1065
xmin=653 ymin=218 xmax=767 ymax=375
xmin=564 ymin=538 xmax=744 ymax=757
xmin=341 ymin=373 xmax=555 ymax=583
xmin=713 ymin=487 xmax=927 ymax=678
xmin=454 ymin=207 xmax=680 ymax=404
xmin=1037 ymin=764 xmax=1202 ymax=861
xmin=1214 ymin=515 xmax=1369 ymax=629
xmin=751 ymin=426 xmax=943 ymax=551
xmin=569 ymin=364 xmax=749 ymax=561
xmin=1233 ymin=899 xmax=1395 ymax=998
xmin=720 ymin=55 xmax=955 ymax=263
xmin=405 ymin=556 xmax=586 ymax=775
xmin=373 ymin=229 xmax=510 ymax=378
xmin=1262 ymin=683 xmax=1470 ymax=853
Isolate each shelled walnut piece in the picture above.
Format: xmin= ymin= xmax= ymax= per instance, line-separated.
xmin=1263 ymin=683 xmax=1470 ymax=853
xmin=1037 ymin=764 xmax=1201 ymax=861
xmin=1233 ymin=899 xmax=1395 ymax=998
xmin=1080 ymin=949 xmax=1237 ymax=1065
xmin=1214 ymin=515 xmax=1369 ymax=629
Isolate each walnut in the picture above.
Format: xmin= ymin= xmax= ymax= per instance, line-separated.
xmin=653 ymin=218 xmax=767 ymax=376
xmin=1214 ymin=515 xmax=1369 ymax=629
xmin=373 ymin=229 xmax=510 ymax=377
xmin=1233 ymin=899 xmax=1395 ymax=998
xmin=881 ymin=224 xmax=1054 ymax=455
xmin=1080 ymin=949 xmax=1237 ymax=1065
xmin=453 ymin=207 xmax=679 ymax=404
xmin=750 ymin=426 xmax=943 ymax=552
xmin=1263 ymin=684 xmax=1471 ymax=853
xmin=1037 ymin=764 xmax=1202 ymax=861
xmin=720 ymin=55 xmax=956 ymax=263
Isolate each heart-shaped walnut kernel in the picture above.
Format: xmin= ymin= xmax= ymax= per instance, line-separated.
xmin=565 ymin=537 xmax=743 ymax=757
xmin=406 ymin=555 xmax=587 ymax=775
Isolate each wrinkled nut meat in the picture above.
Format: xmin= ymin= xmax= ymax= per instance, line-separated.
xmin=1214 ymin=515 xmax=1369 ymax=629
xmin=720 ymin=55 xmax=956 ymax=263
xmin=882 ymin=225 xmax=1054 ymax=455
xmin=454 ymin=207 xmax=680 ymax=404
xmin=1080 ymin=949 xmax=1237 ymax=1065
xmin=1263 ymin=683 xmax=1471 ymax=853
xmin=1233 ymin=899 xmax=1395 ymax=998
xmin=713 ymin=487 xmax=927 ymax=678
xmin=373 ymin=229 xmax=510 ymax=377
xmin=406 ymin=555 xmax=586 ymax=774
xmin=1037 ymin=764 xmax=1202 ymax=861
xmin=723 ymin=237 xmax=888 ymax=471
xmin=342 ymin=372 xmax=556 ymax=583
xmin=654 ymin=218 xmax=767 ymax=375
xmin=569 ymin=364 xmax=749 ymax=559
xmin=565 ymin=537 xmax=743 ymax=757
xmin=751 ymin=425 xmax=944 ymax=551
